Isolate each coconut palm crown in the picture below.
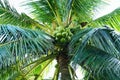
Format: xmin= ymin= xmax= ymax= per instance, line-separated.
xmin=1 ymin=0 xmax=120 ymax=80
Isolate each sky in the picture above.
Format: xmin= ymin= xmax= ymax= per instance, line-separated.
xmin=8 ymin=0 xmax=28 ymax=13
xmin=7 ymin=0 xmax=120 ymax=79
xmin=93 ymin=0 xmax=120 ymax=19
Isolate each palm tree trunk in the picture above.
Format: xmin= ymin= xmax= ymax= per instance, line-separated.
xmin=56 ymin=49 xmax=71 ymax=80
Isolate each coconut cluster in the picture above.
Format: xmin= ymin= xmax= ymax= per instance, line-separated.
xmin=54 ymin=27 xmax=73 ymax=44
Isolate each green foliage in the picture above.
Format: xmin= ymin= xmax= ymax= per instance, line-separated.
xmin=1 ymin=0 xmax=120 ymax=80
xmin=91 ymin=7 xmax=120 ymax=31
xmin=26 ymin=0 xmax=55 ymax=23
xmin=79 ymin=45 xmax=120 ymax=80
xmin=69 ymin=27 xmax=120 ymax=80
xmin=0 ymin=0 xmax=44 ymax=28
xmin=0 ymin=25 xmax=54 ymax=74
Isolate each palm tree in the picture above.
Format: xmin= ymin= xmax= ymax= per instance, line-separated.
xmin=1 ymin=0 xmax=120 ymax=80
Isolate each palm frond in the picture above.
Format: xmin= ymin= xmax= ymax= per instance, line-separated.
xmin=68 ymin=65 xmax=77 ymax=80
xmin=69 ymin=26 xmax=120 ymax=79
xmin=0 ymin=0 xmax=44 ymax=28
xmin=0 ymin=25 xmax=54 ymax=70
xmin=52 ymin=64 xmax=59 ymax=80
xmin=24 ymin=58 xmax=54 ymax=80
xmin=26 ymin=0 xmax=71 ymax=26
xmin=0 ymin=65 xmax=23 ymax=80
xmin=0 ymin=53 xmax=57 ymax=80
xmin=71 ymin=0 xmax=108 ymax=23
xmin=69 ymin=26 xmax=120 ymax=63
xmin=26 ymin=0 xmax=56 ymax=24
xmin=24 ymin=0 xmax=109 ymax=27
xmin=91 ymin=7 xmax=120 ymax=31
xmin=79 ymin=45 xmax=120 ymax=80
